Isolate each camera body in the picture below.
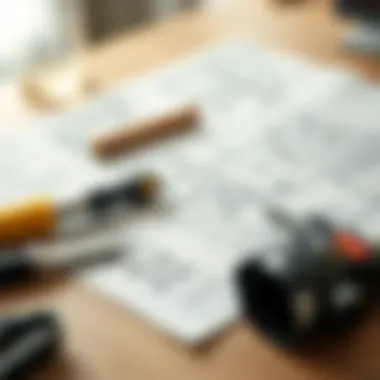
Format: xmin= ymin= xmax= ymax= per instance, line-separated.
xmin=236 ymin=216 xmax=378 ymax=347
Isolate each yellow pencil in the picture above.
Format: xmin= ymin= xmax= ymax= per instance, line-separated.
xmin=0 ymin=173 xmax=159 ymax=246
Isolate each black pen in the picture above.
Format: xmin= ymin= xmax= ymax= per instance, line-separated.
xmin=0 ymin=233 xmax=122 ymax=287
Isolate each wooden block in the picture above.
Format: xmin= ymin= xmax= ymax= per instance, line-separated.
xmin=92 ymin=104 xmax=199 ymax=159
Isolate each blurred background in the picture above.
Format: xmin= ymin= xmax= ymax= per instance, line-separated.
xmin=0 ymin=0 xmax=231 ymax=123
xmin=0 ymin=0 xmax=224 ymax=79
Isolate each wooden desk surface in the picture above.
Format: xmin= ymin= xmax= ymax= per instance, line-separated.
xmin=6 ymin=1 xmax=380 ymax=379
